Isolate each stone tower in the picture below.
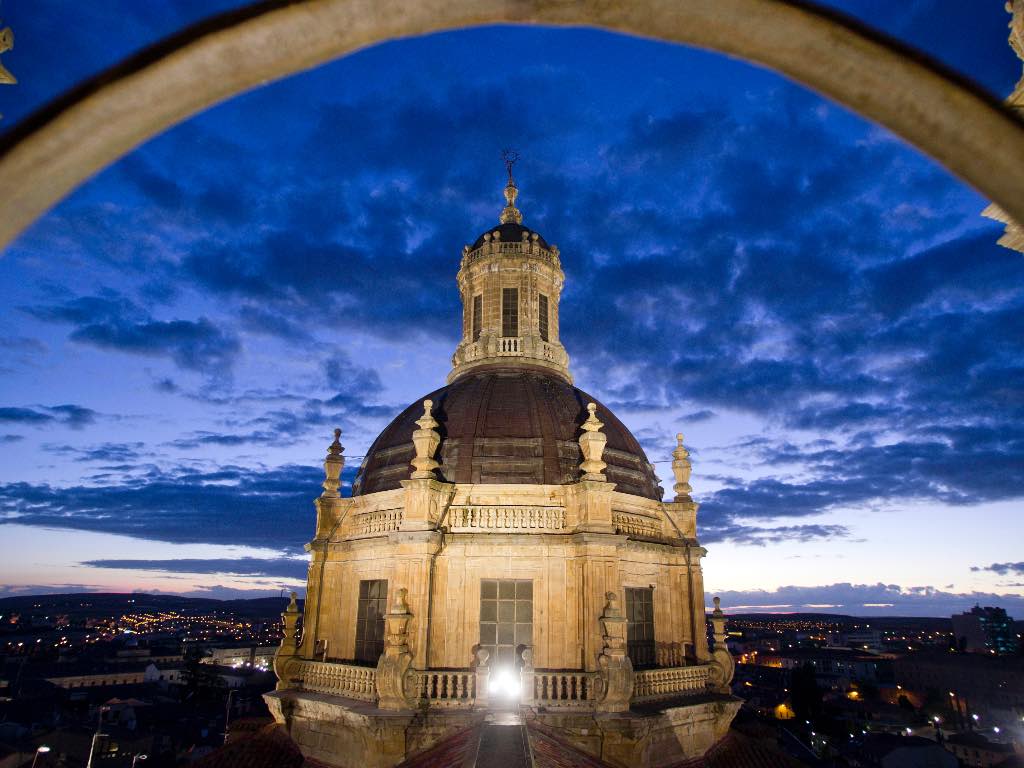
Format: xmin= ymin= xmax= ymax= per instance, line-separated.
xmin=265 ymin=172 xmax=739 ymax=768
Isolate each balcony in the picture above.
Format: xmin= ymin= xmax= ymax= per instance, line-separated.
xmin=280 ymin=656 xmax=714 ymax=712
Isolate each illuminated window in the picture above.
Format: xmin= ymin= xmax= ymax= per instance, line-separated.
xmin=472 ymin=294 xmax=482 ymax=341
xmin=502 ymin=288 xmax=519 ymax=337
xmin=625 ymin=587 xmax=656 ymax=668
xmin=480 ymin=579 xmax=532 ymax=667
xmin=538 ymin=294 xmax=549 ymax=342
xmin=354 ymin=579 xmax=388 ymax=664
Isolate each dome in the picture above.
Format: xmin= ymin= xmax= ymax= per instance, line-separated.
xmin=470 ymin=222 xmax=549 ymax=251
xmin=352 ymin=367 xmax=662 ymax=499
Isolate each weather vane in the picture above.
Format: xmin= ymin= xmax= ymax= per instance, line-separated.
xmin=501 ymin=148 xmax=520 ymax=182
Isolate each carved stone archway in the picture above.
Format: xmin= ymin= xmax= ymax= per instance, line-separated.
xmin=1 ymin=0 xmax=1023 ymax=249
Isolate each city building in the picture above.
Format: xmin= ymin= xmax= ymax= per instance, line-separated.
xmin=943 ymin=732 xmax=1018 ymax=768
xmin=952 ymin=606 xmax=1020 ymax=655
xmin=894 ymin=651 xmax=1024 ymax=724
xmin=265 ymin=173 xmax=740 ymax=768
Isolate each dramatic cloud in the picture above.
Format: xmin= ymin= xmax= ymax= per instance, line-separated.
xmin=81 ymin=557 xmax=309 ymax=580
xmin=0 ymin=405 xmax=99 ymax=429
xmin=0 ymin=3 xmax=1020 ymax=603
xmin=972 ymin=562 xmax=1024 ymax=576
xmin=0 ymin=464 xmax=351 ymax=551
xmin=709 ymin=582 xmax=1024 ymax=617
xmin=25 ymin=294 xmax=240 ymax=374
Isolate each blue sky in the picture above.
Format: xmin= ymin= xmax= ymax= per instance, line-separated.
xmin=0 ymin=1 xmax=1022 ymax=615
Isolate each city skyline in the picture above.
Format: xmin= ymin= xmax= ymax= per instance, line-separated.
xmin=1 ymin=1 xmax=1023 ymax=616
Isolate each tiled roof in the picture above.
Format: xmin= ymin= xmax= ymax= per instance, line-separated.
xmin=396 ymin=725 xmax=482 ymax=767
xmin=191 ymin=723 xmax=303 ymax=768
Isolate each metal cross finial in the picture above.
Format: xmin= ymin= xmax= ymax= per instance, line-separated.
xmin=501 ymin=148 xmax=520 ymax=182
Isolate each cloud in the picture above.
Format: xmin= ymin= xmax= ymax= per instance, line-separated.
xmin=0 ymin=404 xmax=99 ymax=429
xmin=81 ymin=557 xmax=309 ymax=580
xmin=0 ymin=463 xmax=355 ymax=551
xmin=25 ymin=294 xmax=240 ymax=374
xmin=971 ymin=562 xmax=1024 ymax=576
xmin=708 ymin=582 xmax=1024 ymax=617
xmin=44 ymin=442 xmax=146 ymax=463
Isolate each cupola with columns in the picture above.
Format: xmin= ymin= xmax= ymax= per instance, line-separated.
xmin=450 ymin=160 xmax=571 ymax=383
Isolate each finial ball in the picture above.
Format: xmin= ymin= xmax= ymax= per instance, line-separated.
xmin=334 ymin=427 xmax=342 ymax=439
xmin=587 ymin=402 xmax=597 ymax=414
xmin=713 ymin=596 xmax=721 ymax=609
xmin=423 ymin=399 xmax=433 ymax=411
xmin=677 ymin=432 xmax=684 ymax=444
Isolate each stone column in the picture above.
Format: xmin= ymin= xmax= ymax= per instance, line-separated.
xmin=304 ymin=430 xmax=347 ymax=657
xmin=707 ymin=597 xmax=736 ymax=694
xmin=519 ymin=647 xmax=535 ymax=707
xmin=376 ymin=588 xmax=415 ymax=710
xmin=273 ymin=592 xmax=301 ymax=691
xmin=474 ymin=647 xmax=491 ymax=708
xmin=596 ymin=592 xmax=634 ymax=713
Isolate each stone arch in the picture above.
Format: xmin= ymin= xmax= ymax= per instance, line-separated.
xmin=1 ymin=0 xmax=1023 ymax=249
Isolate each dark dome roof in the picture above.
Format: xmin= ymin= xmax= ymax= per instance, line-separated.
xmin=470 ymin=223 xmax=550 ymax=251
xmin=352 ymin=367 xmax=662 ymax=500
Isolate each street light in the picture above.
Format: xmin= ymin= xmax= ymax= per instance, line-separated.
xmin=30 ymin=746 xmax=50 ymax=768
xmin=85 ymin=733 xmax=108 ymax=768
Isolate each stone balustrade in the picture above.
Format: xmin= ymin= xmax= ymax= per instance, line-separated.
xmin=289 ymin=659 xmax=377 ymax=702
xmin=532 ymin=670 xmax=599 ymax=708
xmin=448 ymin=505 xmax=566 ymax=532
xmin=632 ymin=664 xmax=711 ymax=703
xmin=284 ymin=657 xmax=712 ymax=710
xmin=413 ymin=669 xmax=477 ymax=709
xmin=349 ymin=509 xmax=403 ymax=537
xmin=463 ymin=240 xmax=559 ymax=267
xmin=497 ymin=337 xmax=521 ymax=354
xmin=612 ymin=511 xmax=662 ymax=539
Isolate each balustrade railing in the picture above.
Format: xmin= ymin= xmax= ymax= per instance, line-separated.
xmin=532 ymin=670 xmax=599 ymax=708
xmin=632 ymin=665 xmax=711 ymax=703
xmin=285 ymin=658 xmax=710 ymax=710
xmin=449 ymin=506 xmax=566 ymax=532
xmin=413 ymin=670 xmax=477 ymax=709
xmin=497 ymin=337 xmax=521 ymax=354
xmin=612 ymin=511 xmax=662 ymax=539
xmin=350 ymin=509 xmax=403 ymax=537
xmin=290 ymin=659 xmax=377 ymax=702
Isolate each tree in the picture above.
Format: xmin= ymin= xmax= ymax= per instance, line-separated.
xmin=790 ymin=663 xmax=824 ymax=725
xmin=180 ymin=644 xmax=225 ymax=705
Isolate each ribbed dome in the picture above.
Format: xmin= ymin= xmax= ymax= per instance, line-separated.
xmin=352 ymin=367 xmax=662 ymax=500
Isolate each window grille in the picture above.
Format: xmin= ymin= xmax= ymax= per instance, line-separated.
xmin=472 ymin=294 xmax=482 ymax=341
xmin=479 ymin=579 xmax=532 ymax=667
xmin=502 ymin=288 xmax=519 ymax=338
xmin=625 ymin=587 xmax=656 ymax=668
xmin=354 ymin=579 xmax=388 ymax=664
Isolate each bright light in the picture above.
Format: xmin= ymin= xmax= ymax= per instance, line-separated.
xmin=933 ymin=717 xmax=940 ymax=723
xmin=972 ymin=714 xmax=979 ymax=721
xmin=994 ymin=727 xmax=1000 ymax=734
xmin=36 ymin=746 xmax=50 ymax=753
xmin=486 ymin=668 xmax=521 ymax=699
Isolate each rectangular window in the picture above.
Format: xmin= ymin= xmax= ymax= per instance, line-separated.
xmin=625 ymin=587 xmax=656 ymax=669
xmin=538 ymin=294 xmax=549 ymax=342
xmin=472 ymin=294 xmax=482 ymax=342
xmin=480 ymin=579 xmax=532 ymax=668
xmin=502 ymin=288 xmax=519 ymax=338
xmin=354 ymin=579 xmax=388 ymax=664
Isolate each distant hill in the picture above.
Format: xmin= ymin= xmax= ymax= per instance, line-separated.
xmin=0 ymin=592 xmax=300 ymax=618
